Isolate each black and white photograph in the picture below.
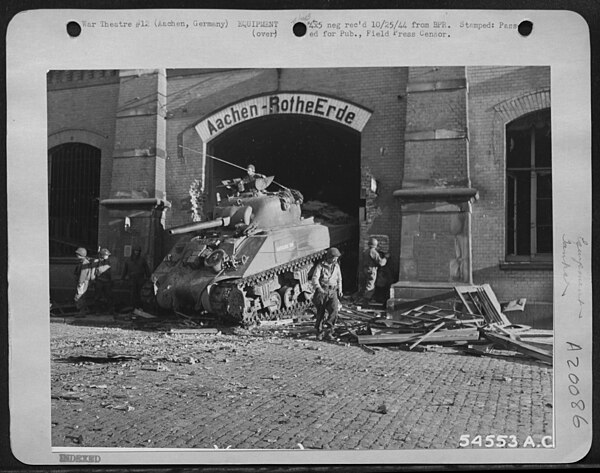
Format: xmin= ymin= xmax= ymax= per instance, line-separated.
xmin=6 ymin=8 xmax=593 ymax=466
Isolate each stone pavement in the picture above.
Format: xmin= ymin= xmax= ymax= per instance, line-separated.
xmin=50 ymin=315 xmax=553 ymax=450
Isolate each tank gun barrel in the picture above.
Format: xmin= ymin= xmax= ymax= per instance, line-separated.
xmin=168 ymin=217 xmax=231 ymax=235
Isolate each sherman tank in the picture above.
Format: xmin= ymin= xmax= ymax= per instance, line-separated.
xmin=143 ymin=175 xmax=355 ymax=326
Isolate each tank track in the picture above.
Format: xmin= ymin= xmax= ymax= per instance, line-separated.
xmin=210 ymin=250 xmax=326 ymax=326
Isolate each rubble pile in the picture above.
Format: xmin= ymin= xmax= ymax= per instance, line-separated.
xmin=51 ymin=284 xmax=551 ymax=366
xmin=333 ymin=284 xmax=553 ymax=365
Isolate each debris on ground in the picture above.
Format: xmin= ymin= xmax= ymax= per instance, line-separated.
xmin=50 ymin=301 xmax=80 ymax=317
xmin=50 ymin=283 xmax=551 ymax=365
xmin=169 ymin=328 xmax=220 ymax=335
xmin=331 ymin=284 xmax=552 ymax=365
xmin=133 ymin=308 xmax=157 ymax=319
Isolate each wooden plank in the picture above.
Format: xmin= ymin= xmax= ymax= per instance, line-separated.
xmin=258 ymin=318 xmax=295 ymax=327
xmin=454 ymin=287 xmax=478 ymax=315
xmin=357 ymin=328 xmax=480 ymax=345
xmin=476 ymin=287 xmax=501 ymax=324
xmin=475 ymin=287 xmax=500 ymax=324
xmin=169 ymin=328 xmax=220 ymax=334
xmin=480 ymin=285 xmax=512 ymax=325
xmin=371 ymin=318 xmax=422 ymax=328
xmin=483 ymin=331 xmax=552 ymax=365
xmin=370 ymin=327 xmax=422 ymax=336
xmin=409 ymin=322 xmax=446 ymax=350
xmin=398 ymin=311 xmax=484 ymax=327
xmin=133 ymin=308 xmax=157 ymax=319
xmin=387 ymin=291 xmax=456 ymax=313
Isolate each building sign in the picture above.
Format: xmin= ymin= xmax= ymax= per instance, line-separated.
xmin=196 ymin=93 xmax=372 ymax=141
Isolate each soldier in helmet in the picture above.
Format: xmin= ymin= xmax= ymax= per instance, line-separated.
xmin=237 ymin=164 xmax=266 ymax=194
xmin=93 ymin=248 xmax=114 ymax=313
xmin=311 ymin=247 xmax=343 ymax=341
xmin=73 ymin=247 xmax=94 ymax=315
xmin=361 ymin=237 xmax=387 ymax=304
xmin=121 ymin=245 xmax=151 ymax=309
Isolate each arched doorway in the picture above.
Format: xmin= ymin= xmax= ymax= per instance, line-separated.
xmin=48 ymin=142 xmax=101 ymax=257
xmin=208 ymin=115 xmax=361 ymax=290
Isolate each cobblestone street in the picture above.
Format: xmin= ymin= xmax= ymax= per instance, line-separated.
xmin=50 ymin=315 xmax=553 ymax=451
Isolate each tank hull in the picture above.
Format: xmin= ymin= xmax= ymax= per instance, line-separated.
xmin=146 ymin=187 xmax=356 ymax=325
xmin=149 ymin=220 xmax=333 ymax=324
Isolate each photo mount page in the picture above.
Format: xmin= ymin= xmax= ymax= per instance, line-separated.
xmin=6 ymin=8 xmax=592 ymax=466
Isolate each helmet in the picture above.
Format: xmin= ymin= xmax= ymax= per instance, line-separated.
xmin=368 ymin=237 xmax=378 ymax=248
xmin=326 ymin=247 xmax=341 ymax=258
xmin=75 ymin=247 xmax=87 ymax=257
xmin=99 ymin=248 xmax=111 ymax=257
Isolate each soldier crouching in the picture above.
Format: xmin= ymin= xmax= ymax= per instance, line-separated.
xmin=311 ymin=247 xmax=343 ymax=341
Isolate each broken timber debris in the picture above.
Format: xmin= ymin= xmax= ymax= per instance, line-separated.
xmin=133 ymin=308 xmax=157 ymax=319
xmin=482 ymin=330 xmax=552 ymax=365
xmin=257 ymin=318 xmax=295 ymax=327
xmin=357 ymin=327 xmax=480 ymax=346
xmin=339 ymin=285 xmax=552 ymax=364
xmin=169 ymin=328 xmax=220 ymax=334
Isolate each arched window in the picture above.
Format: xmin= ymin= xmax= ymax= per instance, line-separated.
xmin=48 ymin=143 xmax=101 ymax=257
xmin=506 ymin=109 xmax=552 ymax=260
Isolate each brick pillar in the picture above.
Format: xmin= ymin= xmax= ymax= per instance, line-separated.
xmin=100 ymin=70 xmax=170 ymax=293
xmin=389 ymin=67 xmax=477 ymax=308
xmin=110 ymin=69 xmax=167 ymax=199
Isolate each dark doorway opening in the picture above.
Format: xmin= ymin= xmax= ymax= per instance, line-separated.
xmin=208 ymin=115 xmax=361 ymax=290
xmin=48 ymin=143 xmax=101 ymax=257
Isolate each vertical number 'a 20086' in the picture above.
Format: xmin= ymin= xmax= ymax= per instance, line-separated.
xmin=567 ymin=342 xmax=589 ymax=429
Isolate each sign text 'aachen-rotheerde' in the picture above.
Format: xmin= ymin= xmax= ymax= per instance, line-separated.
xmin=196 ymin=93 xmax=372 ymax=141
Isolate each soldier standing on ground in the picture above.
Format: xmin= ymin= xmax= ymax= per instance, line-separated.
xmin=93 ymin=248 xmax=113 ymax=313
xmin=74 ymin=247 xmax=94 ymax=315
xmin=311 ymin=247 xmax=343 ymax=341
xmin=121 ymin=245 xmax=151 ymax=309
xmin=361 ymin=237 xmax=387 ymax=304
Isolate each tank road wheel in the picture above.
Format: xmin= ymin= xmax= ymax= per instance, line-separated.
xmin=280 ymin=285 xmax=299 ymax=309
xmin=267 ymin=291 xmax=282 ymax=316
xmin=226 ymin=286 xmax=249 ymax=323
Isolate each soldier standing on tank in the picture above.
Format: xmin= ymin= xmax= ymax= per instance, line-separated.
xmin=121 ymin=245 xmax=151 ymax=309
xmin=74 ymin=247 xmax=94 ymax=315
xmin=311 ymin=247 xmax=343 ymax=341
xmin=93 ymin=248 xmax=113 ymax=313
xmin=237 ymin=164 xmax=266 ymax=193
xmin=361 ymin=237 xmax=387 ymax=304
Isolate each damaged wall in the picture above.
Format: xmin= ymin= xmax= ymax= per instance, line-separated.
xmin=395 ymin=66 xmax=472 ymax=289
xmin=467 ymin=66 xmax=552 ymax=327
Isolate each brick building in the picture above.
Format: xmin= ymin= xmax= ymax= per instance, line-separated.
xmin=48 ymin=67 xmax=552 ymax=326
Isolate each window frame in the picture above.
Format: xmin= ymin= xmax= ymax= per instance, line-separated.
xmin=504 ymin=109 xmax=552 ymax=264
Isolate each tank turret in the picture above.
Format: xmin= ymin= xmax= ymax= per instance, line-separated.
xmin=142 ymin=174 xmax=355 ymax=326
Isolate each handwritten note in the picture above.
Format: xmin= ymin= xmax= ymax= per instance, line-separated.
xmin=560 ymin=234 xmax=589 ymax=318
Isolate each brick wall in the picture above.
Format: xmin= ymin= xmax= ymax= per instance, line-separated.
xmin=397 ymin=67 xmax=470 ymax=285
xmin=47 ymin=79 xmax=120 ymax=204
xmin=467 ymin=66 xmax=552 ymax=305
xmin=47 ymin=74 xmax=120 ymax=299
xmin=111 ymin=70 xmax=167 ymax=200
